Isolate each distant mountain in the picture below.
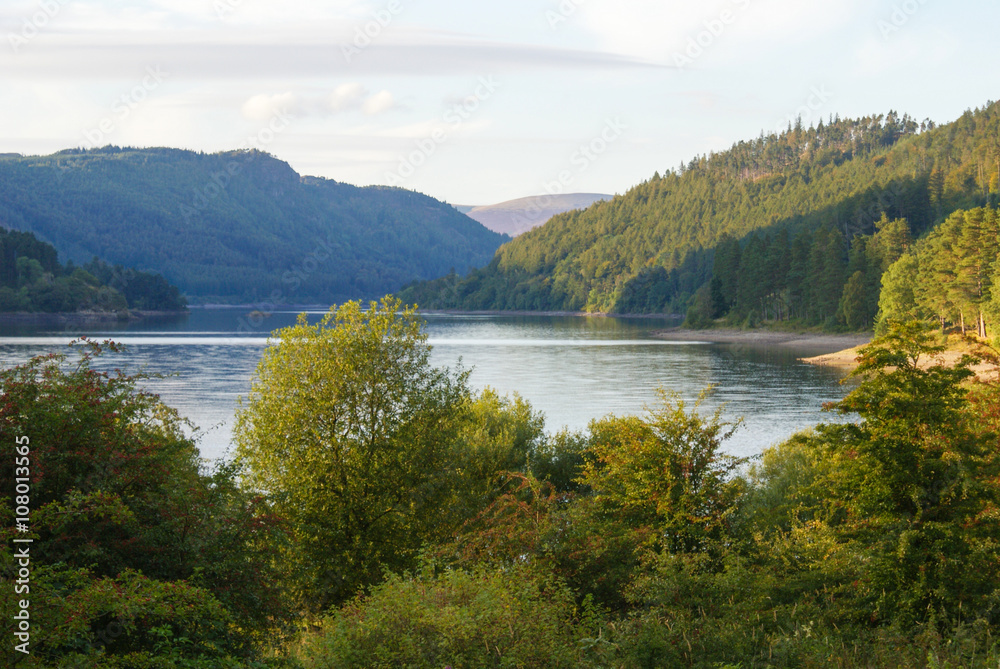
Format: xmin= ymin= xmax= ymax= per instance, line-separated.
xmin=0 ymin=148 xmax=506 ymax=304
xmin=402 ymin=102 xmax=1000 ymax=328
xmin=460 ymin=193 xmax=612 ymax=236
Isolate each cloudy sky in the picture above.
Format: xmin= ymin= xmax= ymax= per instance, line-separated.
xmin=1 ymin=0 xmax=997 ymax=205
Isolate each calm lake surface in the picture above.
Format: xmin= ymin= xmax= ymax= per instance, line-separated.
xmin=0 ymin=309 xmax=854 ymax=461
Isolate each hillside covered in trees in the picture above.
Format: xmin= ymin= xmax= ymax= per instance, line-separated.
xmin=0 ymin=226 xmax=185 ymax=313
xmin=0 ymin=148 xmax=506 ymax=304
xmin=401 ymin=102 xmax=1000 ymax=331
xmin=877 ymin=207 xmax=998 ymax=339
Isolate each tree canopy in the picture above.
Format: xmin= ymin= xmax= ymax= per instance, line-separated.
xmin=234 ymin=297 xmax=473 ymax=611
xmin=0 ymin=340 xmax=289 ymax=666
xmin=0 ymin=227 xmax=184 ymax=313
xmin=402 ymin=102 xmax=1000 ymax=328
xmin=0 ymin=148 xmax=505 ymax=304
xmin=878 ymin=206 xmax=999 ymax=339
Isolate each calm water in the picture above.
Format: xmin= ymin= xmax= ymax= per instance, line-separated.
xmin=0 ymin=309 xmax=854 ymax=461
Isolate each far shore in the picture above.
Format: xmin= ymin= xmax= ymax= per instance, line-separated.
xmin=654 ymin=327 xmax=873 ymax=356
xmin=189 ymin=305 xmax=687 ymax=319
xmin=0 ymin=310 xmax=188 ymax=327
xmin=416 ymin=309 xmax=684 ymax=320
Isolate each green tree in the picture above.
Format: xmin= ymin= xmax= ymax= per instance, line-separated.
xmin=448 ymin=388 xmax=546 ymax=524
xmin=710 ymin=234 xmax=741 ymax=314
xmin=953 ymin=208 xmax=999 ymax=338
xmin=839 ymin=270 xmax=869 ymax=330
xmin=878 ymin=207 xmax=999 ymax=337
xmin=234 ymin=296 xmax=471 ymax=612
xmin=818 ymin=322 xmax=1000 ymax=623
xmin=579 ymin=390 xmax=746 ymax=555
xmin=15 ymin=256 xmax=44 ymax=286
xmin=0 ymin=341 xmax=290 ymax=665
xmin=808 ymin=226 xmax=847 ymax=324
xmin=875 ymin=252 xmax=922 ymax=332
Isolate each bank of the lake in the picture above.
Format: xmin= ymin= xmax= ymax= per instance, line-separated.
xmin=0 ymin=310 xmax=189 ymax=327
xmin=654 ymin=327 xmax=873 ymax=356
xmin=803 ymin=338 xmax=999 ymax=380
xmin=417 ymin=308 xmax=685 ymax=320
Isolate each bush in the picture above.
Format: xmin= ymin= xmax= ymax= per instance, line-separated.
xmin=529 ymin=427 xmax=590 ymax=494
xmin=0 ymin=340 xmax=294 ymax=665
xmin=298 ymin=564 xmax=609 ymax=669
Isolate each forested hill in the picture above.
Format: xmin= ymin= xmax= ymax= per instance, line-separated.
xmin=0 ymin=148 xmax=506 ymax=304
xmin=400 ymin=102 xmax=1000 ymax=327
xmin=0 ymin=226 xmax=185 ymax=313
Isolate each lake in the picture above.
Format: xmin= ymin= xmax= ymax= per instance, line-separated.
xmin=0 ymin=308 xmax=854 ymax=462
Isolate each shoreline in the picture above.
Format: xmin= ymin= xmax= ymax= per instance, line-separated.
xmin=799 ymin=346 xmax=867 ymax=368
xmin=416 ymin=309 xmax=684 ymax=320
xmin=0 ymin=310 xmax=188 ymax=327
xmin=802 ymin=342 xmax=998 ymax=380
xmin=654 ymin=327 xmax=873 ymax=355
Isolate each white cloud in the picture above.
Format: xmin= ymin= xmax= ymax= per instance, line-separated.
xmin=242 ymin=92 xmax=300 ymax=121
xmin=329 ymin=82 xmax=366 ymax=112
xmin=0 ymin=33 xmax=655 ymax=81
xmin=362 ymin=89 xmax=395 ymax=115
xmin=241 ymin=85 xmax=394 ymax=120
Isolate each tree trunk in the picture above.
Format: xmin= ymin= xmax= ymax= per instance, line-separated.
xmin=960 ymin=310 xmax=966 ymax=335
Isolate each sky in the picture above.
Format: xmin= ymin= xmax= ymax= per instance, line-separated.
xmin=1 ymin=0 xmax=997 ymax=206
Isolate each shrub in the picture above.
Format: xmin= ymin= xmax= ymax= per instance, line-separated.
xmin=299 ymin=564 xmax=609 ymax=669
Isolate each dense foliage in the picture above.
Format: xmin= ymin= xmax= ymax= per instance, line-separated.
xmin=0 ymin=341 xmax=292 ymax=667
xmin=0 ymin=148 xmax=505 ymax=304
xmin=0 ymin=227 xmax=184 ymax=313
xmin=686 ymin=212 xmax=913 ymax=330
xmin=8 ymin=307 xmax=1000 ymax=667
xmin=878 ymin=206 xmax=1000 ymax=339
xmin=233 ymin=298 xmax=548 ymax=615
xmin=298 ymin=565 xmax=605 ymax=669
xmin=401 ymin=103 xmax=1000 ymax=327
xmin=298 ymin=320 xmax=1000 ymax=668
xmin=234 ymin=298 xmax=473 ymax=613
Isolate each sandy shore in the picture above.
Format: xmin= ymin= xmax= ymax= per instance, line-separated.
xmin=799 ymin=346 xmax=866 ymax=368
xmin=802 ymin=345 xmax=998 ymax=380
xmin=654 ymin=328 xmax=873 ymax=356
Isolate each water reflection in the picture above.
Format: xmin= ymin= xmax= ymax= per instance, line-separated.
xmin=0 ymin=310 xmax=853 ymax=461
